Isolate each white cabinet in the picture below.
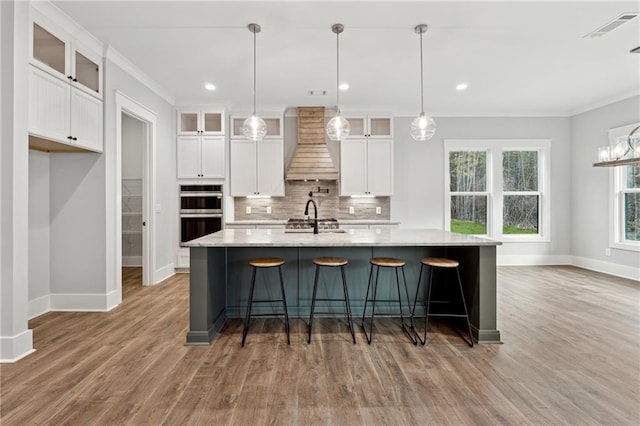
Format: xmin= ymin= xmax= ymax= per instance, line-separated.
xmin=340 ymin=138 xmax=393 ymax=196
xmin=28 ymin=13 xmax=103 ymax=153
xmin=28 ymin=65 xmax=103 ymax=152
xmin=30 ymin=17 xmax=102 ymax=99
xmin=231 ymin=115 xmax=283 ymax=139
xmin=177 ymin=110 xmax=224 ymax=135
xmin=177 ymin=136 xmax=225 ymax=179
xmin=343 ymin=115 xmax=392 ymax=139
xmin=230 ymin=139 xmax=284 ymax=196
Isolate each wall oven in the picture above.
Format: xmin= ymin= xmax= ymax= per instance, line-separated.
xmin=180 ymin=184 xmax=223 ymax=245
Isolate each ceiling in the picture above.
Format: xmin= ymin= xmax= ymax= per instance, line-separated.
xmin=53 ymin=1 xmax=640 ymax=116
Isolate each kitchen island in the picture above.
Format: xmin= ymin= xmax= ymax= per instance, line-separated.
xmin=184 ymin=228 xmax=502 ymax=344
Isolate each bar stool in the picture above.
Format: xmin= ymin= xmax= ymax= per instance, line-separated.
xmin=412 ymin=257 xmax=473 ymax=347
xmin=362 ymin=257 xmax=416 ymax=344
xmin=241 ymin=257 xmax=290 ymax=347
xmin=308 ymin=257 xmax=356 ymax=344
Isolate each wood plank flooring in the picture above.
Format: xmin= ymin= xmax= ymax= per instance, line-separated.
xmin=1 ymin=265 xmax=638 ymax=425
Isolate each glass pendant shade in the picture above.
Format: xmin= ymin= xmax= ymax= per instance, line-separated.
xmin=242 ymin=114 xmax=267 ymax=141
xmin=410 ymin=112 xmax=436 ymax=141
xmin=327 ymin=112 xmax=350 ymax=141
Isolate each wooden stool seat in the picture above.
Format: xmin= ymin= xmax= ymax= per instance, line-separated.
xmin=313 ymin=257 xmax=348 ymax=267
xmin=421 ymin=257 xmax=459 ymax=268
xmin=370 ymin=257 xmax=406 ymax=267
xmin=249 ymin=257 xmax=285 ymax=268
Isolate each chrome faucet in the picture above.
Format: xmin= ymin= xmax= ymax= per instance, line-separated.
xmin=304 ymin=198 xmax=319 ymax=234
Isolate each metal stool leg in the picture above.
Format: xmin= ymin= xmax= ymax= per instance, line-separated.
xmin=363 ymin=266 xmax=380 ymax=344
xmin=396 ymin=266 xmax=417 ymax=344
xmin=242 ymin=267 xmax=257 ymax=347
xmin=340 ymin=265 xmax=356 ymax=344
xmin=278 ymin=265 xmax=290 ymax=345
xmin=361 ymin=265 xmax=374 ymax=326
xmin=412 ymin=264 xmax=426 ymax=344
xmin=455 ymin=267 xmax=474 ymax=347
xmin=422 ymin=266 xmax=434 ymax=346
xmin=308 ymin=265 xmax=321 ymax=344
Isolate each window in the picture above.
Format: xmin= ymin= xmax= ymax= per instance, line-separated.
xmin=610 ymin=123 xmax=640 ymax=252
xmin=445 ymin=140 xmax=550 ymax=241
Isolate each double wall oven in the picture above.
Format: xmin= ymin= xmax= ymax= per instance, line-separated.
xmin=180 ymin=184 xmax=223 ymax=245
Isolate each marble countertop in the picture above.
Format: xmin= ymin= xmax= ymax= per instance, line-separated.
xmin=225 ymin=220 xmax=401 ymax=225
xmin=184 ymin=228 xmax=501 ymax=247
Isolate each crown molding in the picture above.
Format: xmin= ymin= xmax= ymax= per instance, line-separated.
xmin=104 ymin=46 xmax=176 ymax=106
xmin=570 ymin=91 xmax=640 ymax=116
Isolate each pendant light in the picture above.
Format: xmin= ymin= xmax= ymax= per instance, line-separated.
xmin=326 ymin=24 xmax=350 ymax=141
xmin=410 ymin=24 xmax=436 ymax=141
xmin=242 ymin=23 xmax=267 ymax=141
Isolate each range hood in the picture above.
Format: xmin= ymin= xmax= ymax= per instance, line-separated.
xmin=286 ymin=107 xmax=339 ymax=181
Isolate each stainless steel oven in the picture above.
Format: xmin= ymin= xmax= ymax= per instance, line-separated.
xmin=180 ymin=184 xmax=223 ymax=245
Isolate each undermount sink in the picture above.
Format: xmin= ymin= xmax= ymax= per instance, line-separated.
xmin=284 ymin=228 xmax=347 ymax=234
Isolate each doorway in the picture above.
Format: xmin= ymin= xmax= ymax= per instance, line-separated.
xmin=115 ymin=92 xmax=157 ymax=304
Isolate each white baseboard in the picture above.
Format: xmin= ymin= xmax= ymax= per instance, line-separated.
xmin=153 ymin=263 xmax=175 ymax=285
xmin=106 ymin=289 xmax=121 ymax=311
xmin=122 ymin=256 xmax=142 ymax=267
xmin=50 ymin=291 xmax=118 ymax=311
xmin=0 ymin=330 xmax=35 ymax=363
xmin=498 ymin=254 xmax=572 ymax=266
xmin=572 ymin=256 xmax=640 ymax=281
xmin=28 ymin=294 xmax=51 ymax=319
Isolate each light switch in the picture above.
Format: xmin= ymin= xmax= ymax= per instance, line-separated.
xmin=266 ymin=206 xmax=272 ymax=214
xmin=349 ymin=206 xmax=355 ymax=214
xmin=246 ymin=206 xmax=251 ymax=214
xmin=376 ymin=206 xmax=381 ymax=214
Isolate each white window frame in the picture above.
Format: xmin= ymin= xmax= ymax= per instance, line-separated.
xmin=445 ymin=139 xmax=551 ymax=242
xmin=609 ymin=123 xmax=640 ymax=252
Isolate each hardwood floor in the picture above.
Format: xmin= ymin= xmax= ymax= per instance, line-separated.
xmin=1 ymin=266 xmax=638 ymax=425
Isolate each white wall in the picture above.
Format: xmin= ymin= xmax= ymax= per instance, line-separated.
xmin=571 ymin=95 xmax=640 ymax=277
xmin=104 ymin=59 xmax=176 ymax=285
xmin=121 ymin=113 xmax=143 ymax=179
xmin=392 ymin=116 xmax=573 ymax=261
xmin=28 ymin=150 xmax=50 ymax=317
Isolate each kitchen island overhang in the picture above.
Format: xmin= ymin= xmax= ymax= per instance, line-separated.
xmin=184 ymin=228 xmax=502 ymax=345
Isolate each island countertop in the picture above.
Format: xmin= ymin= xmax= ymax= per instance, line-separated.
xmin=184 ymin=228 xmax=501 ymax=248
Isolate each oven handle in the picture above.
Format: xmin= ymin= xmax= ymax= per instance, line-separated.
xmin=180 ymin=213 xmax=223 ymax=218
xmin=179 ymin=192 xmax=223 ymax=197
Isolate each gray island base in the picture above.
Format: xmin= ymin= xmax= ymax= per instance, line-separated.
xmin=184 ymin=228 xmax=502 ymax=345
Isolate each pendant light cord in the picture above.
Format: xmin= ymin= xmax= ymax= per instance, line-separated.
xmin=419 ymin=29 xmax=424 ymax=115
xmin=336 ymin=30 xmax=340 ymax=113
xmin=252 ymin=28 xmax=257 ymax=116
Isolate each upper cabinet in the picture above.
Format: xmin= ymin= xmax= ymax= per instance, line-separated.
xmin=230 ymin=115 xmax=283 ymax=139
xmin=340 ymin=138 xmax=393 ymax=196
xmin=177 ymin=110 xmax=225 ymax=135
xmin=342 ymin=115 xmax=392 ymax=139
xmin=28 ymin=10 xmax=104 ymax=153
xmin=31 ymin=19 xmax=102 ymax=99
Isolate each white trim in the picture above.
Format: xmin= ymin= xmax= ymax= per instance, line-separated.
xmin=0 ymin=330 xmax=35 ymax=363
xmin=154 ymin=263 xmax=176 ymax=285
xmin=28 ymin=294 xmax=51 ymax=319
xmin=572 ymin=256 xmax=640 ymax=282
xmin=571 ymin=92 xmax=640 ymax=116
xmin=498 ymin=254 xmax=571 ymax=266
xmin=50 ymin=290 xmax=119 ymax=311
xmin=106 ymin=289 xmax=120 ymax=311
xmin=122 ymin=256 xmax=142 ymax=267
xmin=105 ymin=46 xmax=175 ymax=105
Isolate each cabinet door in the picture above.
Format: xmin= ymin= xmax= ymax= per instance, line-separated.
xmin=256 ymin=139 xmax=284 ymax=195
xmin=367 ymin=139 xmax=393 ymax=195
xmin=70 ymin=88 xmax=103 ymax=152
xmin=230 ymin=140 xmax=257 ymax=196
xmin=200 ymin=137 xmax=225 ymax=178
xmin=202 ymin=111 xmax=224 ymax=135
xmin=343 ymin=116 xmax=366 ymax=138
xmin=31 ymin=21 xmax=69 ymax=80
xmin=177 ymin=136 xmax=202 ymax=178
xmin=340 ymin=139 xmax=367 ymax=195
xmin=368 ymin=117 xmax=392 ymax=138
xmin=72 ymin=47 xmax=102 ymax=98
xmin=28 ymin=66 xmax=70 ymax=143
xmin=177 ymin=111 xmax=200 ymax=135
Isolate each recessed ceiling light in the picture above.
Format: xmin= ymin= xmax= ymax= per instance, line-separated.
xmin=204 ymin=83 xmax=216 ymax=91
xmin=456 ymin=82 xmax=469 ymax=91
xmin=339 ymin=82 xmax=349 ymax=91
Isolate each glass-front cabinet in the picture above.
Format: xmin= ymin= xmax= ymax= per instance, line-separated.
xmin=342 ymin=114 xmax=392 ymax=139
xmin=177 ymin=110 xmax=225 ymax=135
xmin=31 ymin=17 xmax=102 ymax=99
xmin=231 ymin=116 xmax=282 ymax=139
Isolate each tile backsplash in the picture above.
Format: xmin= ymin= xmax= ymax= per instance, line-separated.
xmin=234 ymin=180 xmax=390 ymax=220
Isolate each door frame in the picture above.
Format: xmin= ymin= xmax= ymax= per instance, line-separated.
xmin=115 ymin=91 xmax=156 ymax=291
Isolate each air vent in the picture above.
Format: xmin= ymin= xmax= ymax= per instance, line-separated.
xmin=584 ymin=13 xmax=639 ymax=38
xmin=308 ymin=90 xmax=327 ymax=96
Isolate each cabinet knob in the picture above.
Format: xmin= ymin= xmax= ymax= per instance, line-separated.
xmin=142 ymin=221 xmax=146 ymax=226
xmin=72 ymin=78 xmax=77 ymax=82
xmin=72 ymin=137 xmax=78 ymax=141
xmin=67 ymin=75 xmax=73 ymax=80
xmin=67 ymin=136 xmax=73 ymax=139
